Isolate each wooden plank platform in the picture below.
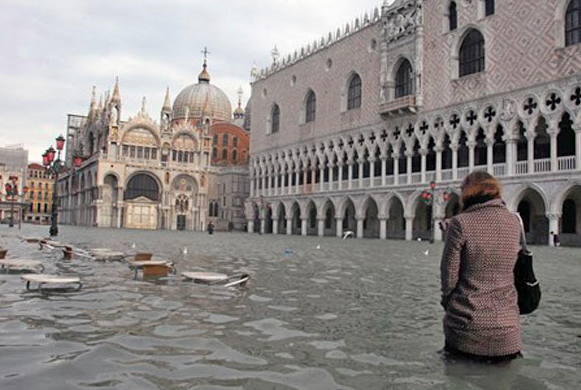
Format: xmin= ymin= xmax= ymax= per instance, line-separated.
xmin=21 ymin=274 xmax=82 ymax=291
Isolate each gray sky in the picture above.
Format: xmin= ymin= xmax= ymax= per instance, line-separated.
xmin=0 ymin=0 xmax=385 ymax=162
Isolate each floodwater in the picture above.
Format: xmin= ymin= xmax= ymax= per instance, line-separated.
xmin=0 ymin=225 xmax=579 ymax=390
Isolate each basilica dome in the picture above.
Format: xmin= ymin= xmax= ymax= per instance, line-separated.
xmin=172 ymin=63 xmax=232 ymax=122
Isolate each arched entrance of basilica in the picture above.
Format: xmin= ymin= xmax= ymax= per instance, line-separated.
xmin=171 ymin=175 xmax=199 ymax=231
xmin=124 ymin=173 xmax=161 ymax=230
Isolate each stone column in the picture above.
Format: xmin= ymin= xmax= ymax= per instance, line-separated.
xmin=381 ymin=157 xmax=387 ymax=186
xmin=260 ymin=218 xmax=266 ymax=234
xmin=452 ymin=145 xmax=458 ymax=180
xmin=506 ymin=139 xmax=516 ymax=176
xmin=547 ymin=213 xmax=560 ymax=247
xmin=247 ymin=219 xmax=254 ymax=233
xmin=468 ymin=140 xmax=476 ymax=172
xmin=433 ymin=213 xmax=443 ymax=242
xmin=369 ymin=158 xmax=376 ymax=188
xmin=348 ymin=161 xmax=353 ymax=189
xmin=393 ymin=152 xmax=400 ymax=185
xmin=262 ymin=175 xmax=267 ymax=197
xmin=527 ymin=135 xmax=535 ymax=174
xmin=405 ymin=214 xmax=414 ymax=241
xmin=250 ymin=177 xmax=255 ymax=198
xmin=286 ymin=218 xmax=293 ymax=235
xmin=336 ymin=217 xmax=344 ymax=238
xmin=274 ymin=174 xmax=279 ymax=196
xmin=358 ymin=159 xmax=364 ymax=188
xmin=435 ymin=147 xmax=443 ymax=182
xmin=328 ymin=163 xmax=334 ymax=191
xmin=303 ymin=169 xmax=308 ymax=193
xmin=379 ymin=217 xmax=388 ymax=239
xmin=301 ymin=218 xmax=308 ymax=236
xmin=356 ymin=217 xmax=364 ymax=239
xmin=317 ymin=218 xmax=325 ymax=237
xmin=575 ymin=124 xmax=581 ymax=170
xmin=267 ymin=171 xmax=272 ymax=197
xmin=338 ymin=164 xmax=344 ymax=190
xmin=549 ymin=120 xmax=559 ymax=172
xmin=420 ymin=149 xmax=427 ymax=183
xmin=272 ymin=219 xmax=279 ymax=235
xmin=295 ymin=170 xmax=300 ymax=194
xmin=406 ymin=151 xmax=413 ymax=184
xmin=486 ymin=138 xmax=494 ymax=174
xmin=319 ymin=165 xmax=325 ymax=192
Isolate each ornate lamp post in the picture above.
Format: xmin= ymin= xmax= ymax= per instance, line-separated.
xmin=421 ymin=181 xmax=452 ymax=244
xmin=43 ymin=135 xmax=66 ymax=236
xmin=4 ymin=176 xmax=19 ymax=228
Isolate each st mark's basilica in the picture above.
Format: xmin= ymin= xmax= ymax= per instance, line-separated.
xmin=57 ymin=57 xmax=250 ymax=231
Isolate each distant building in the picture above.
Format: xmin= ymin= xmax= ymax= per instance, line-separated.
xmin=25 ymin=163 xmax=53 ymax=224
xmin=0 ymin=164 xmax=27 ymax=224
xmin=57 ymin=57 xmax=251 ymax=231
xmin=0 ymin=145 xmax=28 ymax=171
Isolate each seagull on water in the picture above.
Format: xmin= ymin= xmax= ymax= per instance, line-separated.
xmin=316 ymin=244 xmax=321 ymax=250
xmin=131 ymin=242 xmax=136 ymax=249
xmin=424 ymin=249 xmax=430 ymax=256
xmin=183 ymin=246 xmax=188 ymax=255
xmin=342 ymin=231 xmax=354 ymax=240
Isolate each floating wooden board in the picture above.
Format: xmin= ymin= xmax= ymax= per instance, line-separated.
xmin=130 ymin=260 xmax=171 ymax=267
xmin=21 ymin=274 xmax=80 ymax=284
xmin=182 ymin=272 xmax=228 ymax=282
xmin=0 ymin=259 xmax=44 ymax=271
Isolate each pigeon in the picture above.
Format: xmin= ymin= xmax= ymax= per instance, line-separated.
xmin=183 ymin=246 xmax=188 ymax=255
xmin=342 ymin=231 xmax=354 ymax=240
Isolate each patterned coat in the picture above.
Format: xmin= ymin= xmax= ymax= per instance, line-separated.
xmin=440 ymin=199 xmax=522 ymax=357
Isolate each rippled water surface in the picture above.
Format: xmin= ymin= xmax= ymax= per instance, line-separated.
xmin=0 ymin=225 xmax=580 ymax=390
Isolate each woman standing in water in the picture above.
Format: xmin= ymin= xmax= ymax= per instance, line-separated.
xmin=440 ymin=171 xmax=522 ymax=362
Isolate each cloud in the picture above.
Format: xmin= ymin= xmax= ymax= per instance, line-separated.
xmin=0 ymin=0 xmax=383 ymax=161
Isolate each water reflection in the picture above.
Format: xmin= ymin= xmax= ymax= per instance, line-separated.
xmin=0 ymin=225 xmax=579 ymax=389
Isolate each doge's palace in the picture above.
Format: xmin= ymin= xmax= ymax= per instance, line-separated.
xmin=246 ymin=0 xmax=581 ymax=246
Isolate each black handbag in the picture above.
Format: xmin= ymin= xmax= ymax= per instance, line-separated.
xmin=514 ymin=214 xmax=541 ymax=315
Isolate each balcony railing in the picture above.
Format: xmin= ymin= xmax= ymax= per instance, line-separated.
xmin=255 ymin=155 xmax=580 ymax=198
xmin=515 ymin=161 xmax=528 ymax=175
xmin=379 ymin=96 xmax=417 ymax=116
xmin=534 ymin=158 xmax=551 ymax=173
xmin=558 ymin=156 xmax=576 ymax=171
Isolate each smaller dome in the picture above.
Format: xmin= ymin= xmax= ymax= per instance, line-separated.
xmin=198 ymin=62 xmax=210 ymax=83
xmin=233 ymin=106 xmax=245 ymax=117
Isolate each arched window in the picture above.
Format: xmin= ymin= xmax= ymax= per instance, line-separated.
xmin=485 ymin=0 xmax=495 ymax=16
xmin=212 ymin=147 xmax=217 ymax=160
xmin=124 ymin=174 xmax=159 ymax=201
xmin=222 ymin=134 xmax=229 ymax=147
xmin=347 ymin=74 xmax=362 ymax=110
xmin=459 ymin=29 xmax=485 ymax=77
xmin=566 ymin=0 xmax=581 ymax=47
xmin=305 ymin=90 xmax=316 ymax=122
xmin=213 ymin=134 xmax=218 ymax=145
xmin=232 ymin=149 xmax=238 ymax=163
xmin=222 ymin=149 xmax=228 ymax=161
xmin=449 ymin=2 xmax=458 ymax=31
xmin=271 ymin=104 xmax=280 ymax=133
xmin=395 ymin=59 xmax=414 ymax=98
xmin=233 ymin=137 xmax=238 ymax=148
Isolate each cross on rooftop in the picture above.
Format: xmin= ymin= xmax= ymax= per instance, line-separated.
xmin=201 ymin=46 xmax=211 ymax=62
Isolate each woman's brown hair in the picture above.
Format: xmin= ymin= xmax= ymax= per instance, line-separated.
xmin=460 ymin=171 xmax=502 ymax=210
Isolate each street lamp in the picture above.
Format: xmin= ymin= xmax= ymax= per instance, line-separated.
xmin=43 ymin=135 xmax=66 ymax=237
xmin=421 ymin=181 xmax=452 ymax=244
xmin=4 ymin=176 xmax=19 ymax=228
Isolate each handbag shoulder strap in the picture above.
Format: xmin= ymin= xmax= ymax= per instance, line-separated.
xmin=513 ymin=212 xmax=531 ymax=254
